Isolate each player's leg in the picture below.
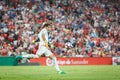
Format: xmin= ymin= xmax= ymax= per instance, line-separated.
xmin=21 ymin=53 xmax=39 ymax=58
xmin=33 ymin=46 xmax=47 ymax=58
xmin=45 ymin=48 xmax=65 ymax=74
xmin=16 ymin=53 xmax=39 ymax=64
xmin=49 ymin=54 xmax=61 ymax=72
xmin=49 ymin=54 xmax=65 ymax=74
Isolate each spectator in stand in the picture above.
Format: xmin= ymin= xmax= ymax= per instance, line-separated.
xmin=0 ymin=0 xmax=120 ymax=57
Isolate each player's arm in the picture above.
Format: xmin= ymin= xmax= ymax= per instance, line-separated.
xmin=32 ymin=37 xmax=39 ymax=44
xmin=42 ymin=34 xmax=48 ymax=48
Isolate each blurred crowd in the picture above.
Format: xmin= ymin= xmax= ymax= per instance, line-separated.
xmin=0 ymin=0 xmax=120 ymax=57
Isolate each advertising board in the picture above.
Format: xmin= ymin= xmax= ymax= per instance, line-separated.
xmin=30 ymin=57 xmax=112 ymax=66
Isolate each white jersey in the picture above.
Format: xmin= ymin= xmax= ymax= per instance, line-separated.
xmin=36 ymin=28 xmax=52 ymax=57
xmin=38 ymin=28 xmax=48 ymax=46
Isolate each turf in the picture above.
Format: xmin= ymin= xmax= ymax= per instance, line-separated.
xmin=0 ymin=66 xmax=120 ymax=80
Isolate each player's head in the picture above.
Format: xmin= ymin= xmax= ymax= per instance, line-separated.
xmin=42 ymin=22 xmax=52 ymax=27
xmin=42 ymin=22 xmax=52 ymax=31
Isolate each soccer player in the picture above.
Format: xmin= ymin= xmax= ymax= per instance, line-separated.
xmin=32 ymin=22 xmax=65 ymax=74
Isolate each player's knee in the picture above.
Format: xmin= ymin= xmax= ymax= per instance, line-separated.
xmin=49 ymin=54 xmax=56 ymax=59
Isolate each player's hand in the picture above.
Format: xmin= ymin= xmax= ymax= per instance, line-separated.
xmin=45 ymin=41 xmax=48 ymax=48
xmin=32 ymin=40 xmax=35 ymax=44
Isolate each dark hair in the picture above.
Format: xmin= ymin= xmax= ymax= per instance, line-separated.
xmin=43 ymin=22 xmax=52 ymax=28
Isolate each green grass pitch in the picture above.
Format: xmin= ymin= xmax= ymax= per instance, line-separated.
xmin=0 ymin=66 xmax=120 ymax=80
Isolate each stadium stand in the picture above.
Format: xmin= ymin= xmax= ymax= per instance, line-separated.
xmin=0 ymin=0 xmax=120 ymax=57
